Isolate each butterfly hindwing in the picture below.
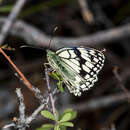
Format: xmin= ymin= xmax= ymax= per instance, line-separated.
xmin=47 ymin=47 xmax=105 ymax=96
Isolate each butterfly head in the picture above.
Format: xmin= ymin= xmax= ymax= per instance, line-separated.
xmin=47 ymin=50 xmax=55 ymax=60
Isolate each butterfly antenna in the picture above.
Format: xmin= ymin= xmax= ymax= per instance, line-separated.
xmin=48 ymin=26 xmax=58 ymax=49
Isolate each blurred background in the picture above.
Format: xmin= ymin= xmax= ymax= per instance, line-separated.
xmin=0 ymin=0 xmax=130 ymax=130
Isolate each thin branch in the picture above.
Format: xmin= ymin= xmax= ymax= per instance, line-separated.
xmin=113 ymin=66 xmax=130 ymax=99
xmin=26 ymin=97 xmax=49 ymax=125
xmin=26 ymin=88 xmax=58 ymax=124
xmin=16 ymin=88 xmax=26 ymax=130
xmin=78 ymin=0 xmax=94 ymax=24
xmin=0 ymin=47 xmax=34 ymax=92
xmin=0 ymin=0 xmax=27 ymax=44
xmin=14 ymin=73 xmax=43 ymax=102
xmin=3 ymin=92 xmax=48 ymax=129
xmin=3 ymin=123 xmax=15 ymax=129
xmin=45 ymin=67 xmax=57 ymax=118
xmin=66 ymin=92 xmax=130 ymax=112
xmin=16 ymin=89 xmax=26 ymax=122
xmin=3 ymin=87 xmax=58 ymax=129
xmin=0 ymin=18 xmax=130 ymax=49
xmin=0 ymin=47 xmax=44 ymax=102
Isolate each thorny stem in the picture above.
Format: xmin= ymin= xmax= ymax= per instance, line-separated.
xmin=45 ymin=67 xmax=57 ymax=118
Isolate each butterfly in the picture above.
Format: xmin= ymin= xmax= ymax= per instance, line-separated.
xmin=47 ymin=47 xmax=105 ymax=96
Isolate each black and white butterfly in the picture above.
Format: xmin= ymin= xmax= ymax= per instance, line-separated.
xmin=47 ymin=47 xmax=105 ymax=96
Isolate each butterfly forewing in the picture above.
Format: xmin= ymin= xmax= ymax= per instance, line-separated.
xmin=47 ymin=47 xmax=105 ymax=96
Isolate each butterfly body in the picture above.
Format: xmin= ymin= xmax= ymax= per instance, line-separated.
xmin=47 ymin=47 xmax=105 ymax=96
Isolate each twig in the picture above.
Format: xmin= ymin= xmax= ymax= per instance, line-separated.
xmin=26 ymin=88 xmax=58 ymax=124
xmin=66 ymin=92 xmax=130 ymax=112
xmin=26 ymin=97 xmax=49 ymax=124
xmin=45 ymin=67 xmax=57 ymax=118
xmin=16 ymin=88 xmax=26 ymax=130
xmin=3 ymin=123 xmax=15 ymax=128
xmin=0 ymin=18 xmax=130 ymax=49
xmin=113 ymin=66 xmax=130 ymax=100
xmin=3 ymin=92 xmax=48 ymax=129
xmin=3 ymin=91 xmax=56 ymax=129
xmin=78 ymin=0 xmax=94 ymax=24
xmin=14 ymin=73 xmax=43 ymax=102
xmin=0 ymin=47 xmax=34 ymax=92
xmin=0 ymin=0 xmax=27 ymax=44
xmin=0 ymin=47 xmax=44 ymax=102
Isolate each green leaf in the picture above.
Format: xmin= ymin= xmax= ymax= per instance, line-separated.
xmin=41 ymin=124 xmax=54 ymax=129
xmin=54 ymin=125 xmax=60 ymax=130
xmin=60 ymin=122 xmax=74 ymax=127
xmin=36 ymin=128 xmax=43 ymax=130
xmin=41 ymin=110 xmax=56 ymax=121
xmin=55 ymin=109 xmax=59 ymax=120
xmin=37 ymin=124 xmax=54 ymax=130
xmin=57 ymin=81 xmax=64 ymax=92
xmin=61 ymin=109 xmax=77 ymax=120
xmin=59 ymin=113 xmax=72 ymax=123
xmin=49 ymin=71 xmax=64 ymax=92
xmin=59 ymin=125 xmax=67 ymax=130
xmin=49 ymin=72 xmax=60 ymax=80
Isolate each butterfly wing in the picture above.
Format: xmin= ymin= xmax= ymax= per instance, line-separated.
xmin=56 ymin=47 xmax=105 ymax=96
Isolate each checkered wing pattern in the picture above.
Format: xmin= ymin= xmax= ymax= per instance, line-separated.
xmin=48 ymin=47 xmax=105 ymax=96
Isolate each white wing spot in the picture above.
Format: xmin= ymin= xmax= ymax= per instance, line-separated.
xmin=85 ymin=74 xmax=90 ymax=79
xmin=93 ymin=67 xmax=97 ymax=71
xmin=89 ymin=50 xmax=95 ymax=55
xmin=69 ymin=50 xmax=77 ymax=58
xmin=81 ymin=54 xmax=91 ymax=62
xmin=81 ymin=84 xmax=86 ymax=89
xmin=91 ymin=72 xmax=94 ymax=75
xmin=97 ymin=64 xmax=100 ymax=67
xmin=93 ymin=57 xmax=99 ymax=62
xmin=82 ymin=87 xmax=88 ymax=91
xmin=88 ymin=84 xmax=94 ymax=88
xmin=98 ymin=53 xmax=103 ymax=57
xmin=86 ymin=82 xmax=90 ymax=86
xmin=58 ymin=51 xmax=70 ymax=58
xmin=99 ymin=57 xmax=102 ymax=61
xmin=85 ymin=62 xmax=94 ymax=68
xmin=70 ymin=59 xmax=80 ymax=66
xmin=82 ymin=65 xmax=90 ymax=73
